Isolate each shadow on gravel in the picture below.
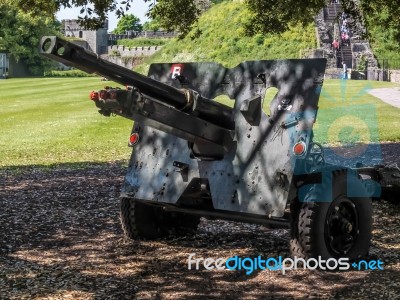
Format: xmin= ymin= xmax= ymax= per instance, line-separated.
xmin=1 ymin=160 xmax=400 ymax=299
xmin=323 ymin=142 xmax=400 ymax=168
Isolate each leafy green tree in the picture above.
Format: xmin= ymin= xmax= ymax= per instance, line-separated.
xmin=243 ymin=0 xmax=326 ymax=35
xmin=0 ymin=1 xmax=58 ymax=75
xmin=143 ymin=18 xmax=162 ymax=31
xmin=356 ymin=0 xmax=400 ymax=41
xmin=113 ymin=14 xmax=142 ymax=34
xmin=146 ymin=0 xmax=200 ymax=36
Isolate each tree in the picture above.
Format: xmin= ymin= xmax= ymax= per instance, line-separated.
xmin=146 ymin=0 xmax=200 ymax=36
xmin=355 ymin=0 xmax=400 ymax=41
xmin=14 ymin=0 xmax=400 ymax=43
xmin=113 ymin=14 xmax=142 ymax=34
xmin=243 ymin=0 xmax=326 ymax=35
xmin=143 ymin=17 xmax=162 ymax=31
xmin=0 ymin=1 xmax=58 ymax=75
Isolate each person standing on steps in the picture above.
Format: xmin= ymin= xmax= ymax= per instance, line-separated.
xmin=344 ymin=32 xmax=350 ymax=46
xmin=332 ymin=39 xmax=340 ymax=53
xmin=342 ymin=62 xmax=348 ymax=79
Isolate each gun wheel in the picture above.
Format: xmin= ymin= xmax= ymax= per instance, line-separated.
xmin=120 ymin=198 xmax=200 ymax=240
xmin=290 ymin=169 xmax=372 ymax=261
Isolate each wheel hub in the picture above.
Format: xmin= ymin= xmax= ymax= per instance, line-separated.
xmin=325 ymin=198 xmax=359 ymax=255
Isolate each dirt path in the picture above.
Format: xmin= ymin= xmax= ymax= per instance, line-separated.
xmin=368 ymin=87 xmax=400 ymax=108
xmin=1 ymin=144 xmax=400 ymax=299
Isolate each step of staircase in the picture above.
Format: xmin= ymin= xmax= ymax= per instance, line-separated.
xmin=325 ymin=4 xmax=342 ymax=22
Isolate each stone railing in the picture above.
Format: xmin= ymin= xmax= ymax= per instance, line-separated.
xmin=100 ymin=44 xmax=162 ymax=69
xmin=365 ymin=68 xmax=400 ymax=82
xmin=107 ymin=45 xmax=162 ymax=57
xmin=388 ymin=70 xmax=400 ymax=83
xmin=108 ymin=31 xmax=179 ymax=41
xmin=323 ymin=68 xmax=400 ymax=82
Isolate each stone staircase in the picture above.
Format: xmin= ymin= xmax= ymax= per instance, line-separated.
xmin=314 ymin=2 xmax=378 ymax=72
xmin=313 ymin=4 xmax=342 ymax=69
xmin=339 ymin=42 xmax=353 ymax=68
xmin=325 ymin=3 xmax=341 ymax=23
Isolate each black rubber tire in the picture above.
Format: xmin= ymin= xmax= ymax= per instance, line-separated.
xmin=290 ymin=169 xmax=372 ymax=261
xmin=120 ymin=197 xmax=166 ymax=239
xmin=120 ymin=198 xmax=200 ymax=240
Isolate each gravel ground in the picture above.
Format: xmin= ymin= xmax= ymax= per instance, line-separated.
xmin=1 ymin=144 xmax=400 ymax=300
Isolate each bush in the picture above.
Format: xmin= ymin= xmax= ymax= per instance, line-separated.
xmin=44 ymin=69 xmax=97 ymax=77
xmin=117 ymin=38 xmax=169 ymax=47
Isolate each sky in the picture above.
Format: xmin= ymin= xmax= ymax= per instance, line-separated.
xmin=56 ymin=2 xmax=149 ymax=32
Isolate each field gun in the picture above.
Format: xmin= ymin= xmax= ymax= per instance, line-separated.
xmin=41 ymin=36 xmax=400 ymax=262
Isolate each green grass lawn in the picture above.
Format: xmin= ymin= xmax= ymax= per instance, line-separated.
xmin=0 ymin=77 xmax=399 ymax=167
xmin=314 ymin=80 xmax=400 ymax=144
xmin=0 ymin=77 xmax=133 ymax=167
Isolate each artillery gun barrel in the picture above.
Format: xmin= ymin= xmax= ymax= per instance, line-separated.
xmin=39 ymin=36 xmax=233 ymax=129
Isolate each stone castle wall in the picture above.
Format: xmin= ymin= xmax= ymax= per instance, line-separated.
xmin=63 ymin=19 xmax=108 ymax=55
xmin=100 ymin=55 xmax=145 ymax=69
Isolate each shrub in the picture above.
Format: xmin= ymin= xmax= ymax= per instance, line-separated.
xmin=117 ymin=38 xmax=169 ymax=47
xmin=44 ymin=69 xmax=97 ymax=77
